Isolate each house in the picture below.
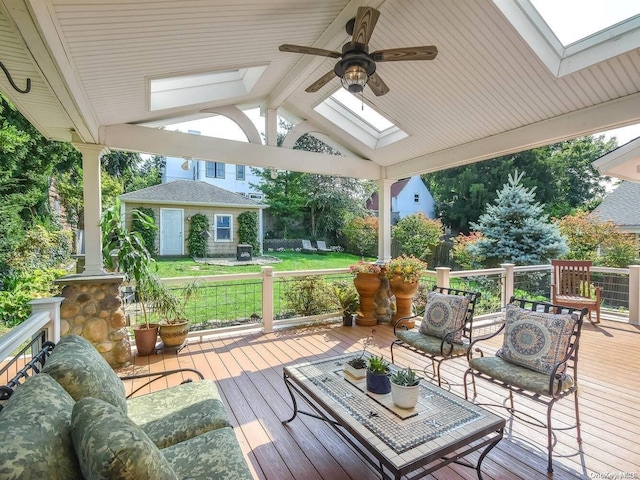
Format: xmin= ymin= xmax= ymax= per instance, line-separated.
xmin=119 ymin=180 xmax=266 ymax=257
xmin=591 ymin=181 xmax=640 ymax=246
xmin=367 ymin=176 xmax=435 ymax=224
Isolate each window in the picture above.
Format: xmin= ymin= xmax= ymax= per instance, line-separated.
xmin=206 ymin=162 xmax=225 ymax=178
xmin=236 ymin=165 xmax=245 ymax=181
xmin=214 ymin=214 xmax=232 ymax=241
xmin=414 ymin=194 xmax=420 ymax=203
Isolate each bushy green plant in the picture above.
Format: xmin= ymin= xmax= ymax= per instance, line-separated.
xmin=390 ymin=367 xmax=420 ymax=386
xmin=332 ymin=280 xmax=359 ymax=315
xmin=367 ymin=354 xmax=389 ymax=374
xmin=0 ymin=268 xmax=65 ymax=326
xmin=8 ymin=224 xmax=72 ymax=272
xmin=133 ymin=207 xmax=156 ymax=256
xmin=451 ymin=231 xmax=486 ymax=270
xmin=391 ymin=213 xmax=443 ymax=260
xmin=238 ymin=211 xmax=259 ymax=252
xmin=343 ymin=216 xmax=378 ymax=257
xmin=187 ymin=213 xmax=209 ymax=258
xmin=284 ymin=276 xmax=333 ymax=316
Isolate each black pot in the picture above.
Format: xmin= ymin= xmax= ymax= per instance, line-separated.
xmin=366 ymin=369 xmax=391 ymax=394
xmin=342 ymin=313 xmax=354 ymax=327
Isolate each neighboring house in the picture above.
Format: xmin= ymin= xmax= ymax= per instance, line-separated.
xmin=366 ymin=176 xmax=435 ymax=223
xmin=162 ymin=130 xmax=265 ymax=201
xmin=120 ymin=180 xmax=266 ymax=257
xmin=591 ymin=181 xmax=640 ymax=247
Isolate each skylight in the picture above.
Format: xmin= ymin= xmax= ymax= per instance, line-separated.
xmin=530 ymin=0 xmax=640 ymax=46
xmin=314 ymin=89 xmax=407 ymax=149
xmin=149 ymin=66 xmax=266 ymax=111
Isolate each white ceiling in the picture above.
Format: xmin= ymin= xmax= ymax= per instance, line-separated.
xmin=1 ymin=0 xmax=640 ymax=181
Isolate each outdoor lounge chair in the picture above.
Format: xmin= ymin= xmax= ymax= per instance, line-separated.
xmin=301 ymin=239 xmax=317 ymax=253
xmin=464 ymin=297 xmax=588 ymax=473
xmin=551 ymin=259 xmax=601 ymax=324
xmin=315 ymin=240 xmax=331 ymax=254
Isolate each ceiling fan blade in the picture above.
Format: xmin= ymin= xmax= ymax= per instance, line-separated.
xmin=351 ymin=7 xmax=380 ymax=47
xmin=279 ymin=44 xmax=341 ymax=58
xmin=305 ymin=70 xmax=336 ymax=93
xmin=371 ymin=46 xmax=438 ymax=62
xmin=367 ymin=72 xmax=390 ymax=96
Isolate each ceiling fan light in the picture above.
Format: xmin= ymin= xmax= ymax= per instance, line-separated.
xmin=341 ymin=64 xmax=368 ymax=93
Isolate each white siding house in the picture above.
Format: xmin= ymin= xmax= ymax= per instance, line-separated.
xmin=367 ymin=176 xmax=435 ymax=223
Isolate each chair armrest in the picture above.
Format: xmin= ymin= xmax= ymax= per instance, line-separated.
xmin=393 ymin=315 xmax=419 ymax=335
xmin=120 ymin=368 xmax=205 ymax=399
xmin=466 ymin=323 xmax=505 ymax=361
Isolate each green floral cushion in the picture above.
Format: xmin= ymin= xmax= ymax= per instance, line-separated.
xmin=396 ymin=329 xmax=468 ymax=356
xmin=127 ymin=380 xmax=231 ymax=449
xmin=419 ymin=292 xmax=469 ymax=343
xmin=42 ymin=334 xmax=127 ymax=413
xmin=0 ymin=373 xmax=82 ymax=479
xmin=71 ymin=397 xmax=178 ymax=480
xmin=163 ymin=427 xmax=253 ymax=480
xmin=496 ymin=304 xmax=577 ymax=375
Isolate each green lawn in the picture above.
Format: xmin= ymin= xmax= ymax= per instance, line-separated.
xmin=154 ymin=252 xmax=375 ymax=278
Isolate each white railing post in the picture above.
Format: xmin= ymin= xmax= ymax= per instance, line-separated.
xmin=435 ymin=267 xmax=451 ymax=288
xmin=262 ymin=266 xmax=274 ymax=333
xmin=501 ymin=263 xmax=515 ymax=307
xmin=28 ymin=297 xmax=64 ymax=343
xmin=629 ymin=265 xmax=640 ymax=325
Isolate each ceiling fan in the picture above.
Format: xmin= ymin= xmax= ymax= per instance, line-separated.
xmin=279 ymin=6 xmax=438 ymax=96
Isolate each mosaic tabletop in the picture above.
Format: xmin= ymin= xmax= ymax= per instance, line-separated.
xmin=284 ymin=353 xmax=505 ymax=470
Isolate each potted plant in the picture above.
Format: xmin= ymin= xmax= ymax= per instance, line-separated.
xmin=366 ymin=354 xmax=391 ymax=394
xmin=332 ymin=281 xmax=359 ymax=326
xmin=385 ymin=255 xmax=428 ymax=326
xmin=390 ymin=367 xmax=421 ymax=409
xmin=348 ymin=261 xmax=383 ymax=326
xmin=158 ymin=279 xmax=201 ymax=348
xmin=344 ymin=330 xmax=374 ymax=379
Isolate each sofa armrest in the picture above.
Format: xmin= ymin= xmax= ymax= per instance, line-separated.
xmin=120 ymin=368 xmax=204 ymax=399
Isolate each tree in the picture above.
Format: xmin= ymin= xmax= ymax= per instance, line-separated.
xmin=391 ymin=213 xmax=443 ymax=260
xmin=468 ymin=171 xmax=568 ymax=266
xmin=342 ymin=216 xmax=378 ymax=257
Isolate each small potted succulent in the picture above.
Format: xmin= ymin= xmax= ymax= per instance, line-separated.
xmin=344 ymin=330 xmax=374 ymax=379
xmin=390 ymin=367 xmax=421 ymax=409
xmin=366 ymin=354 xmax=391 ymax=394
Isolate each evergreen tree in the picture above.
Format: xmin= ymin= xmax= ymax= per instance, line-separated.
xmin=468 ymin=171 xmax=567 ymax=266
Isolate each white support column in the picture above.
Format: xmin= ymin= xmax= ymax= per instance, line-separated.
xmin=629 ymin=265 xmax=640 ymax=325
xmin=501 ymin=263 xmax=515 ymax=307
xmin=262 ymin=266 xmax=274 ymax=333
xmin=436 ymin=267 xmax=451 ymax=288
xmin=376 ymin=179 xmax=394 ymax=263
xmin=265 ymin=108 xmax=278 ymax=147
xmin=72 ymin=142 xmax=109 ymax=275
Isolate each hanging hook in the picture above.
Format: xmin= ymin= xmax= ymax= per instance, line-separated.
xmin=0 ymin=61 xmax=31 ymax=94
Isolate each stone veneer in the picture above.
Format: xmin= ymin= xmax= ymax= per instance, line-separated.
xmin=55 ymin=274 xmax=131 ymax=367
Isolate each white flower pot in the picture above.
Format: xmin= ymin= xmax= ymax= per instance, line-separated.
xmin=391 ymin=382 xmax=420 ymax=409
xmin=344 ymin=363 xmax=367 ymax=379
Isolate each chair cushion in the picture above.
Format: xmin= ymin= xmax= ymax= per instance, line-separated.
xmin=71 ymin=397 xmax=177 ymax=480
xmin=127 ymin=380 xmax=231 ymax=449
xmin=163 ymin=427 xmax=253 ymax=480
xmin=396 ymin=329 xmax=468 ymax=357
xmin=42 ymin=334 xmax=127 ymax=413
xmin=0 ymin=373 xmax=82 ymax=479
xmin=496 ymin=304 xmax=578 ymax=375
xmin=419 ymin=291 xmax=470 ymax=343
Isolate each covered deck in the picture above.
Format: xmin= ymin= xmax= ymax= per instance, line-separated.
xmin=122 ymin=317 xmax=640 ymax=479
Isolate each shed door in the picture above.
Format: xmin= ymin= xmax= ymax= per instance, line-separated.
xmin=160 ymin=208 xmax=183 ymax=255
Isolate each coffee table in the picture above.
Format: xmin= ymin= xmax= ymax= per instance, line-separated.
xmin=282 ymin=353 xmax=505 ymax=480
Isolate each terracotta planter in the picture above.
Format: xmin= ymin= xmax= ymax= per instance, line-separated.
xmin=353 ymin=273 xmax=381 ymax=326
xmin=133 ymin=324 xmax=159 ymax=356
xmin=391 ymin=382 xmax=420 ymax=409
xmin=366 ymin=369 xmax=391 ymax=394
xmin=389 ymin=275 xmax=419 ymax=329
xmin=159 ymin=320 xmax=189 ymax=348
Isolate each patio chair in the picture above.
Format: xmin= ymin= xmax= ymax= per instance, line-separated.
xmin=390 ymin=286 xmax=480 ymax=387
xmin=464 ymin=297 xmax=587 ymax=473
xmin=301 ymin=239 xmax=317 ymax=253
xmin=315 ymin=240 xmax=331 ymax=254
xmin=551 ymin=259 xmax=601 ymax=324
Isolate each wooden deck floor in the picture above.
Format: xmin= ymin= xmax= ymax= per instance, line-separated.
xmin=120 ymin=318 xmax=640 ymax=480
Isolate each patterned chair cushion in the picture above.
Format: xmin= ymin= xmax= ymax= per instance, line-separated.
xmin=395 ymin=329 xmax=468 ymax=356
xmin=469 ymin=356 xmax=574 ymax=396
xmin=163 ymin=427 xmax=253 ymax=480
xmin=419 ymin=292 xmax=470 ymax=343
xmin=71 ymin=397 xmax=177 ymax=480
xmin=42 ymin=334 xmax=127 ymax=413
xmin=127 ymin=380 xmax=231 ymax=449
xmin=0 ymin=373 xmax=82 ymax=479
xmin=496 ymin=304 xmax=578 ymax=375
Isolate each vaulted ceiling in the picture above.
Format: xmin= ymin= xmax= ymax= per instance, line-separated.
xmin=1 ymin=0 xmax=640 ymax=181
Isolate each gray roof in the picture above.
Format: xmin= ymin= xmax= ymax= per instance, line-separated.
xmin=120 ymin=180 xmax=263 ymax=207
xmin=591 ymin=181 xmax=640 ymax=229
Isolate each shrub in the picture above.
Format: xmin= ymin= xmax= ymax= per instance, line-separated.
xmin=343 ymin=216 xmax=378 ymax=257
xmin=187 ymin=213 xmax=209 ymax=258
xmin=0 ymin=268 xmax=65 ymax=326
xmin=8 ymin=224 xmax=72 ymax=272
xmin=238 ymin=211 xmax=259 ymax=253
xmin=451 ymin=231 xmax=485 ymax=270
xmin=391 ymin=213 xmax=443 ymax=260
xmin=284 ymin=276 xmax=333 ymax=316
